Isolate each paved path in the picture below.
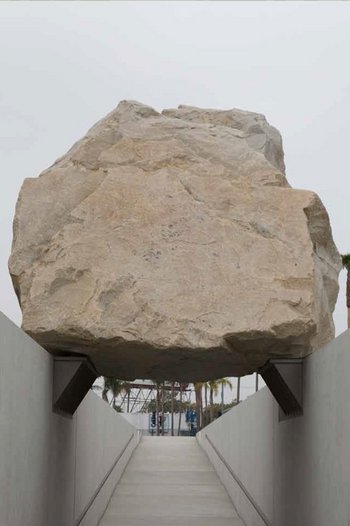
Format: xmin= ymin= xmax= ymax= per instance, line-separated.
xmin=99 ymin=436 xmax=245 ymax=526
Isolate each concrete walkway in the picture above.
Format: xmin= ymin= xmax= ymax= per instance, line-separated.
xmin=99 ymin=436 xmax=245 ymax=526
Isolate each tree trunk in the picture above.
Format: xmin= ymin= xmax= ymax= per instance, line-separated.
xmin=127 ymin=391 xmax=130 ymax=413
xmin=347 ymin=268 xmax=350 ymax=328
xmin=171 ymin=381 xmax=174 ymax=436
xmin=236 ymin=377 xmax=241 ymax=404
xmin=161 ymin=382 xmax=165 ymax=436
xmin=200 ymin=385 xmax=204 ymax=427
xmin=177 ymin=383 xmax=183 ymax=436
xmin=255 ymin=373 xmax=259 ymax=393
xmin=221 ymin=382 xmax=224 ymax=415
xmin=204 ymin=384 xmax=208 ymax=425
xmin=195 ymin=384 xmax=202 ymax=432
xmin=156 ymin=383 xmax=160 ymax=436
xmin=209 ymin=386 xmax=214 ymax=423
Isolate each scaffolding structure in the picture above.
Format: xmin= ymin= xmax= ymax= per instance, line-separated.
xmin=117 ymin=381 xmax=193 ymax=413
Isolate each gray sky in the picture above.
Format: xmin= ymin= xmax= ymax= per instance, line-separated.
xmin=0 ymin=2 xmax=349 ymax=397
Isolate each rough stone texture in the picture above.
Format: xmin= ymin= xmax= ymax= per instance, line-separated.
xmin=9 ymin=101 xmax=341 ymax=381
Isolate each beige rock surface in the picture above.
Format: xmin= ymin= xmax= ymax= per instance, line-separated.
xmin=9 ymin=101 xmax=341 ymax=381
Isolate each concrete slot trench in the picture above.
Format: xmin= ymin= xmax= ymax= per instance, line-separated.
xmin=3 ymin=312 xmax=350 ymax=526
xmin=98 ymin=436 xmax=245 ymax=526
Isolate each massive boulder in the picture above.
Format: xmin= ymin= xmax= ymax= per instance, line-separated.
xmin=9 ymin=101 xmax=341 ymax=381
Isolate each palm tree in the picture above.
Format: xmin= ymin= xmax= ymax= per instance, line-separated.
xmin=156 ymin=382 xmax=160 ymax=436
xmin=342 ymin=254 xmax=350 ymax=328
xmin=236 ymin=377 xmax=241 ymax=404
xmin=194 ymin=382 xmax=204 ymax=431
xmin=94 ymin=377 xmax=126 ymax=410
xmin=207 ymin=378 xmax=233 ymax=421
xmin=171 ymin=381 xmax=175 ymax=436
xmin=208 ymin=380 xmax=218 ymax=423
xmin=203 ymin=383 xmax=208 ymax=426
xmin=177 ymin=382 xmax=183 ymax=436
xmin=218 ymin=377 xmax=233 ymax=414
xmin=161 ymin=382 xmax=166 ymax=436
xmin=126 ymin=385 xmax=131 ymax=413
xmin=177 ymin=382 xmax=188 ymax=436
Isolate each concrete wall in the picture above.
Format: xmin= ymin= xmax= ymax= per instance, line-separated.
xmin=0 ymin=312 xmax=140 ymax=526
xmin=198 ymin=329 xmax=350 ymax=526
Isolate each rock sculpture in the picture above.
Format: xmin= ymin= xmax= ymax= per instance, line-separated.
xmin=9 ymin=101 xmax=341 ymax=381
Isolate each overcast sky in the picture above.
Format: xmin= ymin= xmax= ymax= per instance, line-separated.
xmin=0 ymin=2 xmax=349 ymax=397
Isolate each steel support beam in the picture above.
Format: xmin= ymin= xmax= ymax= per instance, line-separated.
xmin=259 ymin=358 xmax=303 ymax=418
xmin=53 ymin=356 xmax=98 ymax=417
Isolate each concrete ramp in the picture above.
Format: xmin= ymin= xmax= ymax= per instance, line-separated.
xmin=99 ymin=436 xmax=244 ymax=526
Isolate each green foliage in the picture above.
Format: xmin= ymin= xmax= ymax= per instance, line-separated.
xmin=93 ymin=376 xmax=128 ymax=411
xmin=141 ymin=396 xmax=184 ymax=413
xmin=342 ymin=254 xmax=350 ymax=269
xmin=141 ymin=385 xmax=184 ymax=413
xmin=202 ymin=401 xmax=238 ymax=426
xmin=102 ymin=377 xmax=124 ymax=403
xmin=207 ymin=378 xmax=233 ymax=396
